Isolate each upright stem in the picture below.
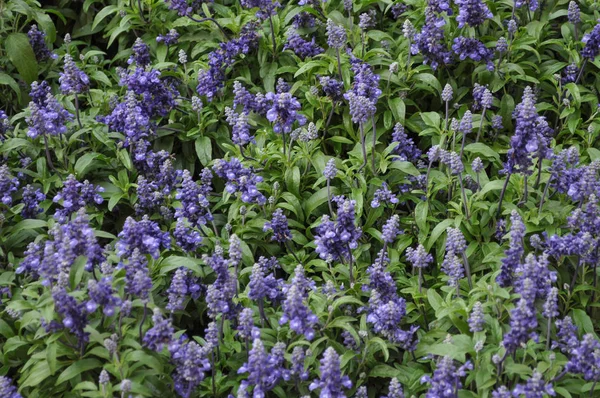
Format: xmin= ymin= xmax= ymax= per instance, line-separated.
xmin=139 ymin=303 xmax=147 ymax=342
xmin=258 ymin=298 xmax=267 ymax=326
xmin=268 ymin=15 xmax=277 ymax=57
xmin=575 ymin=58 xmax=588 ymax=84
xmin=460 ymin=128 xmax=468 ymax=160
xmin=406 ymin=39 xmax=411 ymax=74
xmin=462 ymin=251 xmax=472 ymax=289
xmin=325 ymin=103 xmax=336 ymax=130
xmin=570 ymin=256 xmax=581 ymax=295
xmin=347 ymin=244 xmax=354 ymax=286
xmin=44 ymin=135 xmax=55 ymax=171
xmin=284 ymin=240 xmax=302 ymax=264
xmin=74 ymin=95 xmax=82 ymax=129
xmin=459 ymin=174 xmax=470 ymax=220
xmin=574 ymin=24 xmax=579 ymax=44
xmin=327 ymin=179 xmax=334 ymax=216
xmin=538 ymin=179 xmax=550 ymax=214
xmin=444 ymin=100 xmax=450 ymax=135
xmin=476 ymin=107 xmax=486 ymax=142
xmin=358 ymin=122 xmax=367 ymax=172
xmin=545 ymin=316 xmax=552 ymax=350
xmin=282 ymin=131 xmax=287 ymax=157
xmin=137 ymin=0 xmax=149 ymax=23
xmin=476 ymin=173 xmax=480 ymax=191
xmin=371 ymin=116 xmax=377 ymax=173
xmin=496 ymin=173 xmax=512 ymax=219
xmin=533 ymin=157 xmax=544 ymax=189
xmin=418 ymin=267 xmax=422 ymax=294
xmin=361 ymin=31 xmax=365 ymax=58
xmin=336 ymin=49 xmax=343 ymax=81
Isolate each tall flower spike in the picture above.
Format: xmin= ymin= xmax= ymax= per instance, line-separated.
xmin=59 ymin=54 xmax=90 ymax=94
xmin=420 ymin=356 xmax=473 ymax=398
xmin=237 ymin=339 xmax=289 ymax=396
xmin=382 ymin=215 xmax=401 ymax=244
xmin=143 ymin=308 xmax=174 ymax=352
xmin=263 ymin=208 xmax=292 ymax=242
xmin=468 ymin=301 xmax=485 ymax=332
xmin=455 ymin=0 xmax=492 ymax=28
xmin=496 ymin=210 xmax=525 ymax=287
xmin=326 ymin=19 xmax=347 ymax=49
xmin=279 ymin=265 xmax=318 ymax=340
xmin=27 ymin=25 xmax=55 ymax=62
xmin=0 ymin=376 xmax=22 ymax=398
xmin=309 ymin=347 xmax=352 ymax=397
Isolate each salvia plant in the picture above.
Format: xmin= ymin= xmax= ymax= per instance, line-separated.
xmin=2 ymin=0 xmax=600 ymax=397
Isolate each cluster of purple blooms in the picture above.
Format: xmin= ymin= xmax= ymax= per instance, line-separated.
xmin=26 ymin=82 xmax=73 ymax=139
xmin=411 ymin=8 xmax=452 ymax=70
xmin=391 ymin=123 xmax=422 ymax=162
xmin=237 ymin=339 xmax=288 ymax=397
xmin=455 ymin=0 xmax=492 ymax=27
xmin=503 ymin=87 xmax=552 ymax=175
xmin=197 ymin=22 xmax=259 ymax=101
xmin=156 ymin=29 xmax=180 ymax=45
xmin=365 ymin=249 xmax=418 ymax=350
xmin=213 ymin=158 xmax=266 ymax=205
xmin=315 ymin=196 xmax=362 ymax=262
xmin=284 ymin=30 xmax=324 ymax=59
xmin=309 ymin=347 xmax=352 ymax=397
xmin=16 ymin=210 xmax=103 ymax=282
xmin=27 ymin=25 xmax=56 ymax=62
xmin=116 ymin=216 xmax=171 ymax=259
xmin=52 ymin=174 xmax=104 ymax=223
xmin=345 ymin=55 xmax=381 ymax=124
xmin=0 ymin=165 xmax=19 ymax=206
xmin=59 ymin=54 xmax=90 ymax=94
xmin=0 ymin=376 xmax=22 ymax=398
xmin=279 ymin=265 xmax=318 ymax=340
xmin=421 ymin=356 xmax=472 ymax=398
xmin=452 ymin=36 xmax=495 ymax=71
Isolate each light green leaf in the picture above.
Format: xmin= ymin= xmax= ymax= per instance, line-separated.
xmin=195 ymin=136 xmax=212 ymax=166
xmin=75 ymin=152 xmax=100 ymax=177
xmin=5 ymin=33 xmax=38 ymax=83
xmin=56 ymin=359 xmax=102 ymax=385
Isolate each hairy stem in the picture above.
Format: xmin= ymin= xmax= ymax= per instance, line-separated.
xmin=496 ymin=172 xmax=512 ymax=219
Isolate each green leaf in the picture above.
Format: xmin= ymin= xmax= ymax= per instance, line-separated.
xmin=0 ymin=138 xmax=34 ymax=153
xmin=35 ymin=12 xmax=56 ymax=43
xmin=463 ymin=143 xmax=500 ymax=163
xmin=389 ymin=161 xmax=420 ymax=176
xmin=369 ymin=364 xmax=401 ymax=378
xmin=21 ymin=360 xmax=51 ymax=388
xmin=195 ymin=136 xmax=212 ymax=166
xmin=47 ymin=344 xmax=57 ymax=375
xmin=368 ymin=337 xmax=390 ymax=361
xmin=56 ymin=359 xmax=102 ymax=385
xmin=389 ymin=98 xmax=406 ymax=122
xmin=285 ymin=166 xmax=301 ymax=198
xmin=426 ymin=219 xmax=454 ymax=251
xmin=9 ymin=219 xmax=47 ymax=230
xmin=0 ymin=72 xmax=21 ymax=97
xmin=92 ymin=5 xmax=118 ymax=30
xmin=304 ymin=187 xmax=337 ymax=216
xmin=421 ymin=112 xmax=441 ymax=128
xmin=427 ymin=289 xmax=443 ymax=312
xmin=5 ymin=33 xmax=38 ymax=83
xmin=572 ymin=309 xmax=598 ymax=338
xmin=588 ymin=148 xmax=600 ymax=162
xmin=75 ymin=153 xmax=100 ymax=177
xmin=415 ymin=201 xmax=428 ymax=232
